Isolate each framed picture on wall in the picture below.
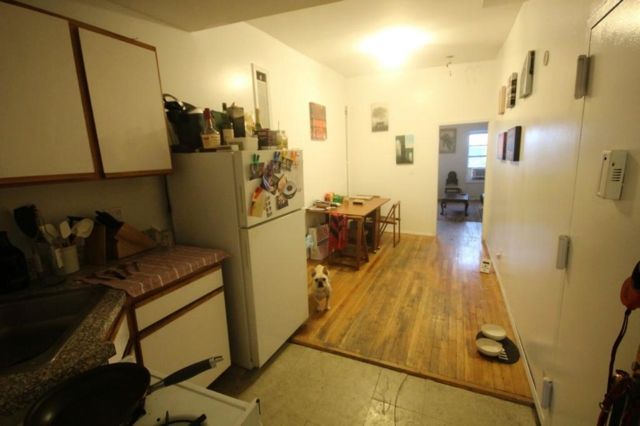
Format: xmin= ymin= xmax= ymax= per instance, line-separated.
xmin=498 ymin=86 xmax=506 ymax=115
xmin=497 ymin=132 xmax=506 ymax=160
xmin=395 ymin=134 xmax=414 ymax=164
xmin=309 ymin=102 xmax=327 ymax=140
xmin=506 ymin=126 xmax=522 ymax=161
xmin=252 ymin=64 xmax=271 ymax=129
xmin=520 ymin=51 xmax=535 ymax=98
xmin=439 ymin=128 xmax=456 ymax=153
xmin=371 ymin=103 xmax=389 ymax=132
xmin=507 ymin=73 xmax=518 ymax=108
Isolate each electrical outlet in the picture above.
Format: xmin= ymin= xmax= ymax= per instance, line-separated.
xmin=105 ymin=207 xmax=124 ymax=221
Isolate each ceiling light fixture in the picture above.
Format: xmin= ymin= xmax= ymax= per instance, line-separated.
xmin=358 ymin=27 xmax=432 ymax=69
xmin=446 ymin=55 xmax=454 ymax=77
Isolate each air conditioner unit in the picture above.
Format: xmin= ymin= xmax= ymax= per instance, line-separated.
xmin=470 ymin=168 xmax=485 ymax=180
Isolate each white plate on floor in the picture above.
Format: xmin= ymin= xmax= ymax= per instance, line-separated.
xmin=476 ymin=338 xmax=504 ymax=357
xmin=480 ymin=324 xmax=507 ymax=341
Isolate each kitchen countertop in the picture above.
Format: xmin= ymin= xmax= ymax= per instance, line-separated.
xmin=0 ymin=245 xmax=230 ymax=422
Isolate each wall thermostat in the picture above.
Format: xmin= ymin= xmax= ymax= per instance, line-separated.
xmin=597 ymin=150 xmax=627 ymax=200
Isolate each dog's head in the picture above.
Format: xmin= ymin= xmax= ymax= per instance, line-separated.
xmin=311 ymin=264 xmax=329 ymax=289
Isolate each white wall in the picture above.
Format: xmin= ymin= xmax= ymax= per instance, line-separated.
xmin=483 ymin=0 xmax=640 ymax=424
xmin=483 ymin=0 xmax=588 ymax=420
xmin=437 ymin=122 xmax=487 ymax=200
xmin=0 ymin=177 xmax=170 ymax=254
xmin=1 ymin=0 xmax=348 ymax=252
xmin=346 ymin=62 xmax=496 ymax=235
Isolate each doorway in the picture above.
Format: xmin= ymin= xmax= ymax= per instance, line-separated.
xmin=436 ymin=122 xmax=488 ymax=234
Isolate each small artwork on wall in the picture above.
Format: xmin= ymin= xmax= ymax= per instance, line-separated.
xmin=498 ymin=86 xmax=506 ymax=115
xmin=439 ymin=128 xmax=456 ymax=153
xmin=506 ymin=126 xmax=522 ymax=161
xmin=507 ymin=73 xmax=517 ymax=108
xmin=395 ymin=134 xmax=414 ymax=164
xmin=371 ymin=103 xmax=389 ymax=132
xmin=497 ymin=132 xmax=506 ymax=160
xmin=309 ymin=102 xmax=327 ymax=140
xmin=519 ymin=50 xmax=535 ymax=98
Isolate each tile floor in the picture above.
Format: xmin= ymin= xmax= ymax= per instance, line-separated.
xmin=211 ymin=343 xmax=538 ymax=426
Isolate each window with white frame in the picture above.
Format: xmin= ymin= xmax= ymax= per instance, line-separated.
xmin=467 ymin=132 xmax=488 ymax=181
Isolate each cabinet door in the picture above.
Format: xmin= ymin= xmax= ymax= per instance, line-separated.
xmin=79 ymin=28 xmax=172 ymax=176
xmin=0 ymin=3 xmax=96 ymax=183
xmin=135 ymin=268 xmax=223 ymax=330
xmin=140 ymin=291 xmax=231 ymax=387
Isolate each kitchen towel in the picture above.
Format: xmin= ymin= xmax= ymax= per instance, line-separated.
xmin=329 ymin=213 xmax=348 ymax=252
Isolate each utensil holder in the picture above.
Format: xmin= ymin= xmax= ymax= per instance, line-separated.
xmin=60 ymin=245 xmax=80 ymax=274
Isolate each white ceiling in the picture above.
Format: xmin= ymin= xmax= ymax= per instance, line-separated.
xmin=96 ymin=0 xmax=524 ymax=77
xmin=249 ymin=0 xmax=525 ymax=77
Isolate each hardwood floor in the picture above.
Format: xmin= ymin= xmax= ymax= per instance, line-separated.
xmin=293 ymin=220 xmax=533 ymax=405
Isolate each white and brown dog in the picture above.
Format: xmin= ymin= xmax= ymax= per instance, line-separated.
xmin=311 ymin=264 xmax=332 ymax=312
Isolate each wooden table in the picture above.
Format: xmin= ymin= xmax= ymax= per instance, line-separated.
xmin=439 ymin=193 xmax=469 ymax=216
xmin=316 ymin=197 xmax=390 ymax=270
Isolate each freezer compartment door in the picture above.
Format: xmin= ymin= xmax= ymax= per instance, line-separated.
xmin=234 ymin=149 xmax=304 ymax=228
xmin=240 ymin=210 xmax=308 ymax=366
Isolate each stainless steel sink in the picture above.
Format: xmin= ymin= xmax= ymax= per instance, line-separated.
xmin=0 ymin=286 xmax=106 ymax=373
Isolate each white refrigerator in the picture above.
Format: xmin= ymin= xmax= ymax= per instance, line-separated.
xmin=167 ymin=150 xmax=308 ymax=369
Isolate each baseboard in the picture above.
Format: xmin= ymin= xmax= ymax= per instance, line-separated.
xmin=484 ymin=240 xmax=545 ymax=425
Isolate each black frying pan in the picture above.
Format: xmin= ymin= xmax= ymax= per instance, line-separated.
xmin=24 ymin=356 xmax=223 ymax=426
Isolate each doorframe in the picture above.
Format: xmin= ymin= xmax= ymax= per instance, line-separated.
xmin=434 ymin=120 xmax=490 ymax=234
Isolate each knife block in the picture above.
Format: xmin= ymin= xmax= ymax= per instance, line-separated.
xmin=88 ymin=222 xmax=157 ymax=261
xmin=113 ymin=223 xmax=157 ymax=259
xmin=85 ymin=223 xmax=107 ymax=265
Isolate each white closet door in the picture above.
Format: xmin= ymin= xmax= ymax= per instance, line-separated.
xmin=552 ymin=1 xmax=640 ymax=423
xmin=79 ymin=29 xmax=171 ymax=175
xmin=0 ymin=3 xmax=94 ymax=181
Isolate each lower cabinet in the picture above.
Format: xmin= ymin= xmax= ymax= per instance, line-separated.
xmin=108 ymin=311 xmax=130 ymax=364
xmin=124 ymin=267 xmax=231 ymax=386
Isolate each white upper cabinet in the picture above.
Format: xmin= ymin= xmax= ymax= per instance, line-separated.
xmin=79 ymin=28 xmax=172 ymax=176
xmin=0 ymin=2 xmax=96 ymax=182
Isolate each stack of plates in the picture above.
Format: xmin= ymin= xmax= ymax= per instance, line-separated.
xmin=476 ymin=338 xmax=503 ymax=357
xmin=476 ymin=324 xmax=507 ymax=358
xmin=480 ymin=324 xmax=507 ymax=341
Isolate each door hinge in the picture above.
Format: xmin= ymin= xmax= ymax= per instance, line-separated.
xmin=541 ymin=377 xmax=554 ymax=409
xmin=574 ymin=54 xmax=591 ymax=99
xmin=556 ymin=235 xmax=571 ymax=269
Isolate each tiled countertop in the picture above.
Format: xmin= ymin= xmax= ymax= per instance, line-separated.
xmin=77 ymin=245 xmax=230 ymax=297
xmin=0 ymin=245 xmax=230 ymax=420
